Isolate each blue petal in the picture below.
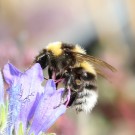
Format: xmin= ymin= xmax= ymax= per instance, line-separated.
xmin=28 ymin=88 xmax=66 ymax=135
xmin=44 ymin=79 xmax=56 ymax=96
xmin=27 ymin=93 xmax=42 ymax=121
xmin=14 ymin=63 xmax=45 ymax=132
xmin=0 ymin=71 xmax=4 ymax=104
xmin=41 ymin=105 xmax=66 ymax=132
xmin=3 ymin=63 xmax=67 ymax=134
xmin=6 ymin=84 xmax=22 ymax=135
xmin=3 ymin=63 xmax=22 ymax=86
xmin=3 ymin=63 xmax=45 ymax=133
xmin=18 ymin=63 xmax=44 ymax=100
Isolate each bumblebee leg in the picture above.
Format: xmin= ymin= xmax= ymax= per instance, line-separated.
xmin=67 ymin=91 xmax=77 ymax=106
xmin=65 ymin=86 xmax=71 ymax=106
xmin=54 ymin=74 xmax=73 ymax=108
xmin=48 ymin=68 xmax=52 ymax=79
xmin=52 ymin=72 xmax=56 ymax=80
xmin=60 ymin=73 xmax=74 ymax=106
xmin=55 ymin=78 xmax=64 ymax=83
xmin=48 ymin=67 xmax=56 ymax=80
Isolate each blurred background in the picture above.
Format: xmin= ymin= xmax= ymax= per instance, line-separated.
xmin=0 ymin=0 xmax=135 ymax=135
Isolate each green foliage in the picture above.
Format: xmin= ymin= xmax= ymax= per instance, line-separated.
xmin=18 ymin=122 xmax=24 ymax=135
xmin=0 ymin=103 xmax=8 ymax=133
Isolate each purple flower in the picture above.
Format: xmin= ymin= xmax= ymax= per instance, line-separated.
xmin=2 ymin=63 xmax=67 ymax=135
xmin=28 ymin=82 xmax=66 ymax=134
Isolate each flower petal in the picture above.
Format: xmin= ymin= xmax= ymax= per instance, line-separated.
xmin=3 ymin=63 xmax=68 ymax=134
xmin=41 ymin=105 xmax=66 ymax=132
xmin=28 ymin=88 xmax=66 ymax=135
xmin=3 ymin=63 xmax=22 ymax=86
xmin=14 ymin=63 xmax=45 ymax=132
xmin=44 ymin=79 xmax=56 ymax=96
xmin=6 ymin=84 xmax=22 ymax=135
xmin=19 ymin=63 xmax=44 ymax=99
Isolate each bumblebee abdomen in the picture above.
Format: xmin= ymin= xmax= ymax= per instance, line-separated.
xmin=74 ymin=80 xmax=98 ymax=113
xmin=64 ymin=66 xmax=98 ymax=113
xmin=74 ymin=87 xmax=98 ymax=113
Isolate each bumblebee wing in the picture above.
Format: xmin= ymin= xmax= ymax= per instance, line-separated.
xmin=74 ymin=52 xmax=116 ymax=78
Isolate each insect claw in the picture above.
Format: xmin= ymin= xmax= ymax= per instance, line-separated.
xmin=44 ymin=77 xmax=48 ymax=80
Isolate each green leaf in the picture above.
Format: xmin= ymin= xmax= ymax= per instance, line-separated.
xmin=0 ymin=104 xmax=7 ymax=131
xmin=18 ymin=122 xmax=24 ymax=135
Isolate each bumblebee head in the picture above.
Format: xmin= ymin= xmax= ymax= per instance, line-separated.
xmin=35 ymin=49 xmax=50 ymax=69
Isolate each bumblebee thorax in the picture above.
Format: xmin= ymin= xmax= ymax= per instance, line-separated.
xmin=46 ymin=41 xmax=62 ymax=56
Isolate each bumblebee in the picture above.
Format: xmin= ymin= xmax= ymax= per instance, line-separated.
xmin=34 ymin=42 xmax=116 ymax=113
